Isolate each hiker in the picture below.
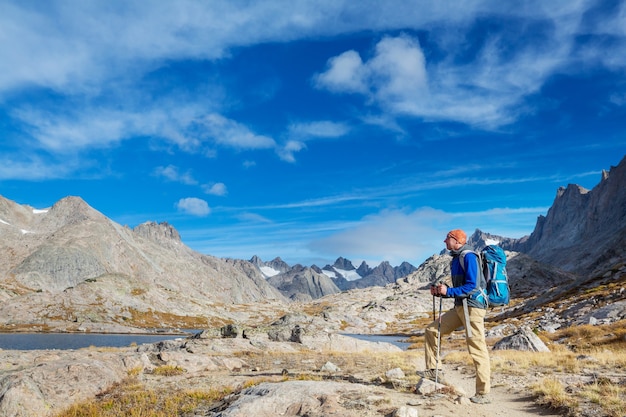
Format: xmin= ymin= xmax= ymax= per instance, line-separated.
xmin=423 ymin=229 xmax=491 ymax=404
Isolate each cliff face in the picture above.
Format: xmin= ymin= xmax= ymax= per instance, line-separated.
xmin=511 ymin=156 xmax=626 ymax=274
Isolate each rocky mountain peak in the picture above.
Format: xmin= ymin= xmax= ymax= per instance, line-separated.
xmin=248 ymin=256 xmax=290 ymax=274
xmin=356 ymin=261 xmax=371 ymax=276
xmin=249 ymin=255 xmax=263 ymax=267
xmin=511 ymin=155 xmax=626 ymax=274
xmin=133 ymin=221 xmax=182 ymax=250
xmin=47 ymin=196 xmax=108 ymax=225
xmin=332 ymin=257 xmax=355 ymax=270
xmin=267 ymin=257 xmax=291 ymax=273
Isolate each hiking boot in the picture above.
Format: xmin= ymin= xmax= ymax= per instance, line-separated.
xmin=417 ymin=369 xmax=443 ymax=381
xmin=470 ymin=394 xmax=491 ymax=404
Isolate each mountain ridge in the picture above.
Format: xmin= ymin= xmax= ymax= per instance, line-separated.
xmin=251 ymin=255 xmax=418 ymax=297
xmin=0 ymin=155 xmax=624 ymax=331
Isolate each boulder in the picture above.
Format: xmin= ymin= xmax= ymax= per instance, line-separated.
xmin=492 ymin=327 xmax=550 ymax=352
xmin=207 ymin=380 xmax=385 ymax=417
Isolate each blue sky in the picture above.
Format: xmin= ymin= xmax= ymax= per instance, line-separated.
xmin=1 ymin=1 xmax=625 ymax=268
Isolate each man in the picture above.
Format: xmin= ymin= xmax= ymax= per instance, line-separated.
xmin=422 ymin=229 xmax=491 ymax=404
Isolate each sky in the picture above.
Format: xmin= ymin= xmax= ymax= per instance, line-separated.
xmin=1 ymin=1 xmax=625 ymax=269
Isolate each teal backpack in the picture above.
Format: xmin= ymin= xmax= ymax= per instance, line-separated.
xmin=481 ymin=245 xmax=510 ymax=307
xmin=459 ymin=245 xmax=510 ymax=307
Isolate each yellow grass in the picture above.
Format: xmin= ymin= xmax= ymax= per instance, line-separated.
xmin=55 ymin=376 xmax=231 ymax=417
xmin=582 ymin=380 xmax=626 ymax=417
xmin=532 ymin=377 xmax=579 ymax=411
xmin=151 ymin=365 xmax=185 ymax=376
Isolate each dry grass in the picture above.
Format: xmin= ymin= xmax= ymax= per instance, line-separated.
xmin=55 ymin=376 xmax=231 ymax=417
xmin=532 ymin=377 xmax=579 ymax=413
xmin=53 ymin=349 xmax=423 ymax=417
xmin=581 ymin=380 xmax=626 ymax=417
xmin=118 ymin=307 xmax=215 ymax=329
xmin=151 ymin=365 xmax=186 ymax=377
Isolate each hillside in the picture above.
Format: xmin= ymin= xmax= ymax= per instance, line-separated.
xmin=0 ymin=196 xmax=286 ymax=333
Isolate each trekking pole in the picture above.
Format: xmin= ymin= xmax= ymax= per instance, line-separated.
xmin=432 ymin=294 xmax=436 ymax=322
xmin=435 ymin=294 xmax=443 ymax=385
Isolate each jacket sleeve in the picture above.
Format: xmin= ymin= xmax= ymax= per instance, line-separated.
xmin=446 ymin=252 xmax=479 ymax=298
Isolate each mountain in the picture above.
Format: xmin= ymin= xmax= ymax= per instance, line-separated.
xmin=250 ymin=256 xmax=290 ymax=277
xmin=0 ymin=195 xmax=286 ymax=332
xmin=266 ymin=264 xmax=341 ymax=301
xmin=252 ymin=255 xmax=417 ymax=298
xmin=506 ymin=155 xmax=626 ymax=275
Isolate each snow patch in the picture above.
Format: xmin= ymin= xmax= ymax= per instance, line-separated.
xmin=334 ymin=268 xmax=362 ymax=281
xmin=21 ymin=229 xmax=32 ymax=234
xmin=322 ymin=270 xmax=337 ymax=279
xmin=485 ymin=238 xmax=500 ymax=246
xmin=0 ymin=218 xmax=9 ymax=225
xmin=33 ymin=209 xmax=48 ymax=214
xmin=260 ymin=266 xmax=280 ymax=277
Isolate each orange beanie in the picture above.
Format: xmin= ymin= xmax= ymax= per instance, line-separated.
xmin=447 ymin=229 xmax=467 ymax=245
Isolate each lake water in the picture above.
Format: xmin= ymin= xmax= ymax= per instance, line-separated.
xmin=0 ymin=332 xmax=413 ymax=351
xmin=0 ymin=333 xmax=190 ymax=350
xmin=344 ymin=334 xmax=413 ymax=350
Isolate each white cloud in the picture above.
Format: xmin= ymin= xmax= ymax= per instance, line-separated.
xmin=176 ymin=197 xmax=211 ymax=217
xmin=313 ymin=50 xmax=368 ymax=93
xmin=314 ymin=15 xmax=590 ymax=129
xmin=277 ymin=140 xmax=307 ymax=163
xmin=0 ymin=154 xmax=87 ymax=180
xmin=277 ymin=120 xmax=350 ymax=162
xmin=202 ymin=113 xmax=276 ymax=150
xmin=314 ymin=35 xmax=429 ymax=107
xmin=203 ymin=182 xmax=228 ymax=196
xmin=308 ymin=208 xmax=450 ymax=265
xmin=307 ymin=204 xmax=547 ymax=266
xmin=154 ymin=165 xmax=198 ymax=185
xmin=12 ymin=103 xmax=207 ymax=154
xmin=369 ymin=35 xmax=429 ymax=104
xmin=237 ymin=212 xmax=272 ymax=223
xmin=287 ymin=120 xmax=350 ymax=139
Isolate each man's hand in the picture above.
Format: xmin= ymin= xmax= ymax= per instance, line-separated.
xmin=430 ymin=283 xmax=448 ymax=296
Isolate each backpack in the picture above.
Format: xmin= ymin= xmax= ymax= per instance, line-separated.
xmin=459 ymin=245 xmax=510 ymax=307
xmin=481 ymin=245 xmax=510 ymax=307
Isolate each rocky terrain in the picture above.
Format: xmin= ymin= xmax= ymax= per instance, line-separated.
xmin=0 ymin=156 xmax=624 ymax=416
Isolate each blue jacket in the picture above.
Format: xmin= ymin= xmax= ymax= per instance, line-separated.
xmin=446 ymin=247 xmax=486 ymax=308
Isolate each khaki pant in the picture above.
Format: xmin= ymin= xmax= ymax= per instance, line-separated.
xmin=424 ymin=304 xmax=491 ymax=395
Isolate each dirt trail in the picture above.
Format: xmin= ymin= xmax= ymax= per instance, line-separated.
xmin=414 ymin=365 xmax=563 ymax=417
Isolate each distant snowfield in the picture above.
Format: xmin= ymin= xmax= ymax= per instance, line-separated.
xmin=262 ymin=263 xmax=364 ymax=281
xmin=485 ymin=238 xmax=500 ymax=246
xmin=323 ymin=267 xmax=362 ymax=281
xmin=259 ymin=266 xmax=280 ymax=277
xmin=335 ymin=267 xmax=362 ymax=281
xmin=321 ymin=270 xmax=336 ymax=279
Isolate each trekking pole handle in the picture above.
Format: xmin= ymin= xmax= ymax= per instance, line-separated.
xmin=431 ymin=282 xmax=448 ymax=296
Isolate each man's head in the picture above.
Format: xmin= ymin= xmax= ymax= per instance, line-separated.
xmin=444 ymin=229 xmax=467 ymax=250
